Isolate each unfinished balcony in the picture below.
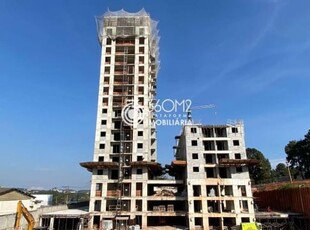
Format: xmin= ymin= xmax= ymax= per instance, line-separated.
xmin=113 ymin=76 xmax=134 ymax=86
xmin=115 ymin=56 xmax=135 ymax=66
xmin=79 ymin=161 xmax=118 ymax=171
xmin=115 ymin=46 xmax=135 ymax=55
xmin=115 ymin=37 xmax=135 ymax=46
xmin=106 ymin=183 xmax=120 ymax=198
xmin=95 ymin=183 xmax=103 ymax=197
xmin=147 ymin=200 xmax=187 ymax=216
xmin=204 ymin=154 xmax=216 ymax=166
xmin=216 ymin=141 xmax=228 ymax=151
xmin=222 ymin=200 xmax=235 ymax=213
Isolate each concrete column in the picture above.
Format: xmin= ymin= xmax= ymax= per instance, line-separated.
xmin=131 ymin=182 xmax=136 ymax=197
xmin=141 ymin=213 xmax=147 ymax=230
xmin=49 ymin=217 xmax=54 ymax=230
xmin=220 ymin=217 xmax=224 ymax=230
xmin=188 ymin=214 xmax=195 ymax=230
xmin=142 ymin=198 xmax=147 ymax=212
xmin=39 ymin=217 xmax=43 ymax=227
xmin=203 ymin=216 xmax=209 ymax=230
xmin=201 ymin=184 xmax=207 ymax=197
xmin=102 ymin=182 xmax=107 ymax=212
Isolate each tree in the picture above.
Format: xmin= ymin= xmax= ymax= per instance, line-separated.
xmin=246 ymin=148 xmax=272 ymax=184
xmin=285 ymin=130 xmax=310 ymax=179
xmin=274 ymin=163 xmax=289 ymax=179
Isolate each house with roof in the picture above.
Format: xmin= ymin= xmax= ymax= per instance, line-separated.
xmin=0 ymin=188 xmax=36 ymax=215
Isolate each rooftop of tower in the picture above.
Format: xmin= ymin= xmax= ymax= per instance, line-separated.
xmin=95 ymin=9 xmax=159 ymax=40
xmin=95 ymin=8 xmax=160 ymax=73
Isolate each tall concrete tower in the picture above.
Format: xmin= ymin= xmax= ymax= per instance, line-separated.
xmin=81 ymin=9 xmax=159 ymax=229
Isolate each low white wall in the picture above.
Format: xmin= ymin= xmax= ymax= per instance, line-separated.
xmin=0 ymin=204 xmax=68 ymax=230
xmin=0 ymin=200 xmax=35 ymax=215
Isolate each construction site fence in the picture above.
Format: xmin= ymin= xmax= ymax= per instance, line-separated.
xmin=253 ymin=186 xmax=310 ymax=217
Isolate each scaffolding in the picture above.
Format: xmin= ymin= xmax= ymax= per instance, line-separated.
xmin=115 ymin=46 xmax=129 ymax=214
xmin=95 ymin=9 xmax=160 ymax=77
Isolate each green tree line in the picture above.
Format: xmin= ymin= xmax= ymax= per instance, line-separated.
xmin=246 ymin=129 xmax=310 ymax=184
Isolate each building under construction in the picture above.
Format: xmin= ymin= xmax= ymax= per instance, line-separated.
xmin=80 ymin=9 xmax=257 ymax=230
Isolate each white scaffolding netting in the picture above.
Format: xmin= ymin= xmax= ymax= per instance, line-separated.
xmin=95 ymin=9 xmax=160 ymax=72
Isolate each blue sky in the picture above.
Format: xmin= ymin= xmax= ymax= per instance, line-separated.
xmin=1 ymin=0 xmax=310 ymax=189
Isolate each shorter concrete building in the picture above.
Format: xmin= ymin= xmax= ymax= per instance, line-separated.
xmin=39 ymin=204 xmax=89 ymax=230
xmin=170 ymin=121 xmax=258 ymax=229
xmin=0 ymin=199 xmax=89 ymax=230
